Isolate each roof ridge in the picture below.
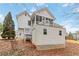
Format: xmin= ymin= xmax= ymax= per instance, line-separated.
xmin=32 ymin=7 xmax=55 ymax=20
xmin=16 ymin=10 xmax=31 ymax=18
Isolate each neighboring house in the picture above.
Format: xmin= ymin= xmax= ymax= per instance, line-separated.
xmin=72 ymin=32 xmax=79 ymax=40
xmin=16 ymin=11 xmax=32 ymax=40
xmin=16 ymin=8 xmax=66 ymax=50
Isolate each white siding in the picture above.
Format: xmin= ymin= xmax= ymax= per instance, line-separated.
xmin=36 ymin=10 xmax=54 ymax=19
xmin=17 ymin=13 xmax=32 ymax=39
xmin=32 ymin=25 xmax=66 ymax=45
xmin=17 ymin=29 xmax=26 ymax=39
xmin=17 ymin=14 xmax=31 ymax=28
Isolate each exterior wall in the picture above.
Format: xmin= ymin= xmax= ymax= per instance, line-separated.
xmin=17 ymin=14 xmax=31 ymax=28
xmin=17 ymin=13 xmax=32 ymax=40
xmin=17 ymin=29 xmax=32 ymax=40
xmin=36 ymin=44 xmax=65 ymax=50
xmin=36 ymin=10 xmax=54 ymax=19
xmin=32 ymin=25 xmax=66 ymax=50
xmin=16 ymin=29 xmax=26 ymax=40
xmin=24 ymin=28 xmax=32 ymax=35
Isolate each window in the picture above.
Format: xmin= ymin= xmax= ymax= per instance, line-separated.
xmin=19 ymin=33 xmax=21 ymax=36
xmin=36 ymin=15 xmax=42 ymax=24
xmin=43 ymin=29 xmax=47 ymax=35
xmin=36 ymin=15 xmax=39 ymax=21
xmin=28 ymin=20 xmax=31 ymax=25
xmin=46 ymin=20 xmax=49 ymax=23
xmin=59 ymin=30 xmax=62 ymax=36
xmin=25 ymin=14 xmax=27 ymax=16
xmin=46 ymin=18 xmax=48 ymax=20
xmin=50 ymin=19 xmax=53 ymax=24
xmin=36 ymin=15 xmax=39 ymax=24
xmin=43 ymin=17 xmax=45 ymax=20
xmin=45 ymin=18 xmax=49 ymax=24
xmin=25 ymin=28 xmax=30 ymax=33
xmin=39 ymin=16 xmax=42 ymax=22
xmin=32 ymin=16 xmax=35 ymax=25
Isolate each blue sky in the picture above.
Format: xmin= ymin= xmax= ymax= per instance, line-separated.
xmin=0 ymin=3 xmax=79 ymax=33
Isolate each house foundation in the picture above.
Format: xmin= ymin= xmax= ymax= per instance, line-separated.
xmin=36 ymin=44 xmax=65 ymax=50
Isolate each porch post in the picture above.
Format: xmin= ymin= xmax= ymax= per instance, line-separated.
xmin=44 ymin=17 xmax=46 ymax=24
xmin=34 ymin=15 xmax=36 ymax=25
xmin=42 ymin=16 xmax=43 ymax=24
xmin=24 ymin=28 xmax=25 ymax=39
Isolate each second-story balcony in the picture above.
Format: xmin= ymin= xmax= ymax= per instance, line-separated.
xmin=31 ymin=15 xmax=54 ymax=26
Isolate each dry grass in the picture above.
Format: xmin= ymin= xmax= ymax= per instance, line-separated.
xmin=0 ymin=39 xmax=79 ymax=56
xmin=67 ymin=39 xmax=79 ymax=44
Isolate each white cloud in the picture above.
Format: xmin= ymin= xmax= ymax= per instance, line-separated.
xmin=62 ymin=3 xmax=70 ymax=7
xmin=73 ymin=7 xmax=79 ymax=13
xmin=60 ymin=20 xmax=79 ymax=33
xmin=30 ymin=7 xmax=36 ymax=13
xmin=62 ymin=3 xmax=74 ymax=7
xmin=36 ymin=3 xmax=45 ymax=6
xmin=29 ymin=12 xmax=32 ymax=15
xmin=0 ymin=14 xmax=4 ymax=23
xmin=29 ymin=3 xmax=48 ymax=13
xmin=36 ymin=3 xmax=48 ymax=7
xmin=64 ymin=24 xmax=78 ymax=33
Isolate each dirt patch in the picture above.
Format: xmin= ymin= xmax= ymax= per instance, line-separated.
xmin=0 ymin=39 xmax=79 ymax=56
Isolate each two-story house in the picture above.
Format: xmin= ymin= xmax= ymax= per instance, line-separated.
xmin=16 ymin=8 xmax=66 ymax=50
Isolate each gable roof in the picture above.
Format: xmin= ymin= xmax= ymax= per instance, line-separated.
xmin=16 ymin=11 xmax=31 ymax=19
xmin=32 ymin=8 xmax=56 ymax=20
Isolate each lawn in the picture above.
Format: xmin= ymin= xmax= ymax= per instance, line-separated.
xmin=0 ymin=39 xmax=79 ymax=56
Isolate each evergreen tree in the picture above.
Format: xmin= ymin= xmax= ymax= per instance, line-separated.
xmin=0 ymin=23 xmax=3 ymax=33
xmin=1 ymin=12 xmax=15 ymax=39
